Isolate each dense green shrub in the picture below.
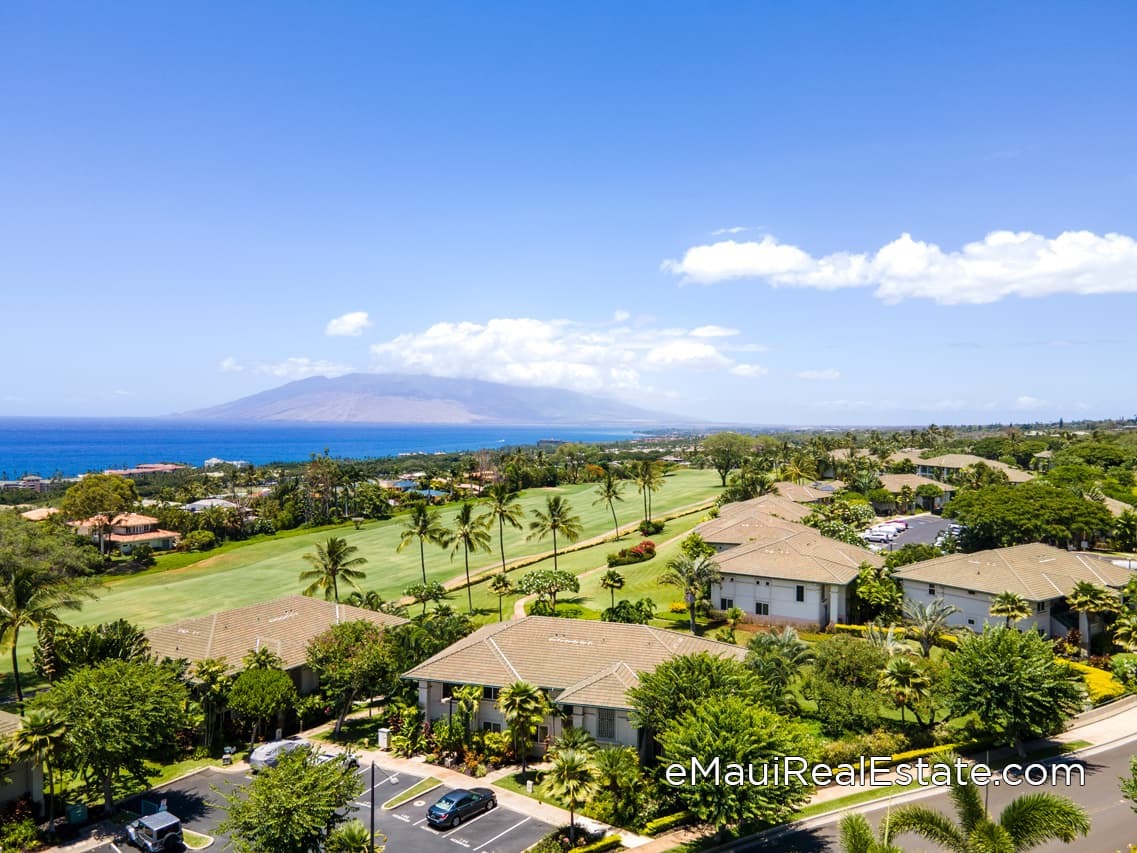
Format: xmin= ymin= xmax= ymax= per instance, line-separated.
xmin=637 ymin=519 xmax=665 ymax=535
xmin=820 ymin=730 xmax=908 ymax=767
xmin=180 ymin=529 xmax=218 ymax=552
xmin=606 ymin=540 xmax=657 ymax=567
xmin=642 ymin=811 xmax=696 ymax=836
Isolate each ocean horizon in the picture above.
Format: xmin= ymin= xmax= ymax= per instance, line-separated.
xmin=0 ymin=418 xmax=642 ymax=478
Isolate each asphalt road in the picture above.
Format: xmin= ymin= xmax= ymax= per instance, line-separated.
xmin=734 ymin=739 xmax=1137 ymax=852
xmin=889 ymin=514 xmax=952 ymax=548
xmin=93 ymin=763 xmax=552 ymax=853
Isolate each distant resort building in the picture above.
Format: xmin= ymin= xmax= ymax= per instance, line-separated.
xmin=0 ymin=475 xmax=61 ymax=493
xmin=71 ymin=512 xmax=181 ymax=554
xmin=182 ymin=498 xmax=240 ymax=513
xmin=204 ymin=457 xmax=251 ymax=468
xmin=103 ymin=462 xmax=187 ymax=477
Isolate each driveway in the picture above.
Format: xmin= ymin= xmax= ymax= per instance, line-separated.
xmin=889 ymin=514 xmax=952 ymax=548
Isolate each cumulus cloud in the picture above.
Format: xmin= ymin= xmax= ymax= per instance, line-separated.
xmin=613 ymin=309 xmax=631 ymax=322
xmin=1015 ymin=395 xmax=1045 ymax=410
xmin=369 ymin=317 xmax=765 ymax=393
xmin=325 ymin=311 xmax=373 ymax=337
xmin=662 ymin=230 xmax=1137 ymax=304
xmin=730 ymin=364 xmax=768 ymax=378
xmin=255 ymin=357 xmax=353 ymax=380
xmin=797 ymin=368 xmax=841 ymax=381
xmin=219 ymin=356 xmax=243 ymax=373
xmin=690 ymin=325 xmax=740 ymax=338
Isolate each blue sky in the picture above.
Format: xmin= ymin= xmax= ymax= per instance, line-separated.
xmin=2 ymin=1 xmax=1135 ymax=425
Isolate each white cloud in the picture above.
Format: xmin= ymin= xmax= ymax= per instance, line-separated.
xmin=1015 ymin=395 xmax=1045 ymax=410
xmin=325 ymin=311 xmax=373 ymax=337
xmin=255 ymin=357 xmax=353 ymax=380
xmin=662 ymin=230 xmax=1137 ymax=304
xmin=689 ymin=325 xmax=740 ymax=338
xmin=219 ymin=356 xmax=243 ymax=373
xmin=711 ymin=225 xmax=752 ymax=236
xmin=369 ymin=317 xmax=763 ymax=393
xmin=729 ymin=363 xmax=768 ymax=378
xmin=797 ymin=368 xmax=841 ymax=381
xmin=613 ymin=309 xmax=631 ymax=322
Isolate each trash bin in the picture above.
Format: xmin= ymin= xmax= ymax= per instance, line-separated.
xmin=66 ymin=803 xmax=88 ymax=824
xmin=376 ymin=727 xmax=390 ymax=750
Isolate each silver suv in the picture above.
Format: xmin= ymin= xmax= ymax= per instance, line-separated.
xmin=125 ymin=812 xmax=183 ymax=852
xmin=248 ymin=738 xmax=310 ymax=772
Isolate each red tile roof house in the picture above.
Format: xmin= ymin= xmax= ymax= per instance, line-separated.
xmin=403 ymin=616 xmax=745 ymax=755
xmin=71 ymin=512 xmax=181 ymax=554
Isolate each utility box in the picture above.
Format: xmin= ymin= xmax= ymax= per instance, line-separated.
xmin=376 ymin=727 xmax=390 ymax=750
xmin=66 ymin=804 xmax=88 ymax=824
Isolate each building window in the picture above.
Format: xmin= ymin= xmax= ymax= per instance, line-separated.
xmin=441 ymin=683 xmax=457 ymax=699
xmin=1036 ymin=601 xmax=1046 ymax=613
xmin=720 ymin=598 xmax=734 ymax=610
xmin=537 ymin=725 xmax=550 ymax=746
xmin=597 ymin=708 xmax=616 ymax=740
xmin=967 ymin=618 xmax=975 ymax=625
xmin=481 ymin=721 xmax=502 ymax=733
xmin=927 ymin=584 xmax=936 ymax=596
xmin=755 ymin=602 xmax=769 ymax=616
xmin=561 ymin=705 xmax=574 ymax=720
xmin=482 ymin=686 xmax=499 ymax=701
xmin=795 ymin=585 xmax=805 ymax=603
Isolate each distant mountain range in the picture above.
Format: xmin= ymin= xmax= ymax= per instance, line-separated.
xmin=178 ymin=373 xmax=683 ymax=425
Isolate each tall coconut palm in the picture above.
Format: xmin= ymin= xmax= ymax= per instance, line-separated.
xmin=0 ymin=565 xmax=95 ymax=702
xmin=600 ymin=569 xmax=625 ymax=609
xmin=885 ymin=756 xmax=1090 ymax=851
xmin=298 ymin=536 xmax=367 ymax=603
xmin=903 ymin=598 xmax=960 ymax=657
xmin=657 ymin=553 xmax=722 ymax=634
xmin=539 ymin=748 xmax=599 ymax=845
xmin=990 ymin=591 xmax=1032 ymax=628
xmin=633 ymin=460 xmax=663 ymax=524
xmin=526 ymin=496 xmax=583 ymax=572
xmin=593 ymin=472 xmax=625 ymax=541
xmin=481 ymin=482 xmax=526 ymax=574
xmin=444 ymin=502 xmax=492 ymax=612
xmin=12 ymin=709 xmax=66 ymax=837
xmin=397 ymin=502 xmax=447 ymax=586
xmin=878 ymin=655 xmax=930 ymax=724
xmin=1066 ymin=581 xmax=1120 ymax=653
xmin=497 ymin=680 xmax=550 ymax=781
xmin=489 ymin=574 xmax=513 ymax=622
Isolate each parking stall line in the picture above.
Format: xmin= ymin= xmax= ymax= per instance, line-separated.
xmin=442 ymin=806 xmax=495 ymax=838
xmin=473 ymin=816 xmax=530 ymax=852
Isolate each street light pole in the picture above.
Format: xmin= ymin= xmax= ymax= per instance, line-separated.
xmin=369 ymin=761 xmax=375 ymax=853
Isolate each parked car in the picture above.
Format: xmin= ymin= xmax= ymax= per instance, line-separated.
xmin=862 ymin=530 xmax=892 ymax=543
xmin=888 ymin=519 xmax=909 ymax=530
xmin=426 ymin=788 xmax=497 ymax=828
xmin=314 ymin=749 xmax=360 ymax=769
xmin=124 ymin=812 xmax=183 ymax=852
xmin=249 ymin=738 xmax=310 ymax=772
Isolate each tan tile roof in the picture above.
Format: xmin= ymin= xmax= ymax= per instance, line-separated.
xmin=403 ymin=616 xmax=746 ymax=709
xmin=917 ymin=454 xmax=1034 ymax=483
xmin=146 ymin=595 xmax=408 ymax=672
xmin=0 ymin=710 xmax=23 ymax=738
xmin=698 ymin=496 xmax=812 ymax=546
xmin=878 ymin=473 xmax=954 ymax=493
xmin=717 ymin=494 xmax=813 ymax=521
xmin=895 ymin=543 xmax=1132 ymax=600
xmin=1104 ymin=497 xmax=1134 ymax=518
xmin=105 ymin=529 xmax=181 ymax=543
xmin=773 ymin=481 xmax=842 ymax=503
xmin=19 ymin=507 xmax=60 ymax=521
xmin=715 ymin=524 xmax=882 ymax=585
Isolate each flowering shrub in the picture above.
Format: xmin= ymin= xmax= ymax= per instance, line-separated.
xmin=606 ymin=540 xmax=657 ymax=567
xmin=1065 ymin=659 xmax=1126 ymax=704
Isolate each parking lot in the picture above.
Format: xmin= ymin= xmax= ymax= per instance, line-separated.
xmin=93 ymin=764 xmax=551 ymax=853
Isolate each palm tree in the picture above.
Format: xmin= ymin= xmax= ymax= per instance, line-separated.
xmin=527 ymin=496 xmax=583 ymax=572
xmin=326 ymin=820 xmax=382 ymax=853
xmin=600 ymin=569 xmax=625 ymax=609
xmin=593 ymin=472 xmax=625 ymax=541
xmin=839 ymin=813 xmax=903 ymax=853
xmin=346 ymin=590 xmax=408 ymax=617
xmin=481 ymin=483 xmax=526 ymax=574
xmin=539 ymin=748 xmax=599 ymax=845
xmin=746 ymin=626 xmax=814 ymax=698
xmin=12 ymin=709 xmax=66 ymax=837
xmin=903 ymin=598 xmax=960 ymax=657
xmin=298 ymin=537 xmax=367 ymax=603
xmin=633 ymin=460 xmax=663 ymax=524
xmin=1113 ymin=611 xmax=1137 ymax=651
xmin=878 ymin=655 xmax=930 ymax=724
xmin=1067 ymin=580 xmax=1121 ymax=654
xmin=657 ymin=553 xmax=722 ymax=634
xmin=489 ymin=574 xmax=513 ymax=622
xmin=497 ymin=680 xmax=550 ymax=781
xmin=990 ymin=591 xmax=1032 ymax=628
xmin=397 ymin=502 xmax=447 ymax=586
xmin=444 ymin=502 xmax=492 ymax=612
xmin=452 ymin=684 xmax=482 ymax=744
xmin=885 ymin=756 xmax=1090 ymax=851
xmin=0 ymin=565 xmax=95 ymax=702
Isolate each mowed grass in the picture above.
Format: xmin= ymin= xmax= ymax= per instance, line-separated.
xmin=51 ymin=469 xmax=720 ymax=634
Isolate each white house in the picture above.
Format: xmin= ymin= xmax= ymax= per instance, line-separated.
xmin=402 ymin=616 xmax=745 ymax=753
xmin=895 ymin=543 xmax=1132 ymax=635
xmin=0 ymin=711 xmax=43 ymax=810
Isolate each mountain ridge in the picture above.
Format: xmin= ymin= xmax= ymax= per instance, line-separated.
xmin=175 ymin=373 xmax=684 ymax=425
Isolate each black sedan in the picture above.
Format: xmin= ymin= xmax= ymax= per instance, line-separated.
xmin=425 ymin=787 xmax=497 ymax=828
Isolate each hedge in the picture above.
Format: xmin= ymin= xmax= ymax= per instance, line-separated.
xmin=832 ymin=623 xmax=960 ymax=649
xmin=575 ymin=836 xmax=624 ymax=853
xmin=1064 ymin=660 xmax=1127 ymax=704
xmin=642 ymin=811 xmax=696 ymax=836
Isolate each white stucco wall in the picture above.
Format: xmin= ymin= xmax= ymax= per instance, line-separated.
xmin=713 ymin=574 xmax=846 ymax=627
xmin=900 ymin=581 xmax=1054 ymax=634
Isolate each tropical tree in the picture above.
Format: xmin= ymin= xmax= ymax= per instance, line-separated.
xmin=404 ymin=581 xmax=450 ymax=615
xmin=228 ymin=666 xmax=298 ymax=745
xmin=496 ymin=680 xmax=550 ymax=781
xmin=539 ymin=748 xmax=599 ymax=845
xmin=1114 ymin=510 xmax=1137 ymax=552
xmin=193 ymin=657 xmax=233 ymax=752
xmin=878 ymin=655 xmax=931 ymax=724
xmin=452 ymin=684 xmax=482 ymax=744
xmin=0 ymin=565 xmax=96 ymax=702
xmin=592 ymin=746 xmax=642 ymax=827
xmin=593 ymin=472 xmax=626 ymax=541
xmin=657 ymin=553 xmax=722 ymax=633
xmin=397 ymin=502 xmax=447 ymax=586
xmin=517 ymin=568 xmax=579 ymax=610
xmin=990 ymin=591 xmax=1032 ymax=628
xmin=489 ymin=573 xmax=513 ymax=621
xmin=527 ymin=496 xmax=583 ymax=572
xmin=1112 ymin=611 xmax=1137 ymax=652
xmin=702 ymin=432 xmax=753 ymax=487
xmin=886 ymin=755 xmax=1090 ymax=851
xmin=839 ymin=813 xmax=903 ymax=853
xmin=903 ymin=598 xmax=960 ymax=657
xmin=1066 ymin=580 xmax=1120 ymax=653
xmin=59 ymin=473 xmax=139 ymax=554
xmin=481 ymin=482 xmax=526 ymax=574
xmin=12 ymin=709 xmax=67 ymax=837
xmin=326 ymin=820 xmax=383 ymax=853
xmin=745 ymin=626 xmax=814 ymax=701
xmin=299 ymin=537 xmax=367 ymax=603
xmin=633 ymin=460 xmax=664 ymax=523
xmin=854 ymin=562 xmax=903 ymax=624
xmin=444 ymin=502 xmax=492 ymax=612
xmin=600 ymin=569 xmax=625 ymax=609
xmin=345 ymin=590 xmax=408 ymax=617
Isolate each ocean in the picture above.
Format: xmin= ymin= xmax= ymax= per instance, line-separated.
xmin=0 ymin=418 xmax=640 ymax=478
